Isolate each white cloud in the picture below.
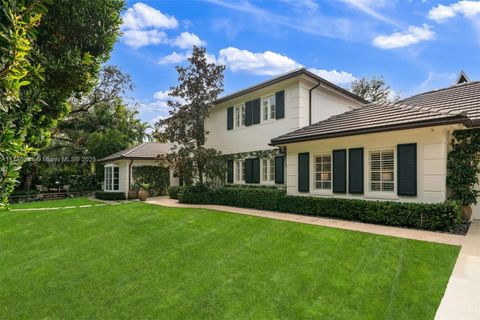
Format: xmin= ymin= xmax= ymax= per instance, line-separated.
xmin=428 ymin=1 xmax=480 ymax=22
xmin=217 ymin=47 xmax=301 ymax=76
xmin=308 ymin=68 xmax=356 ymax=85
xmin=122 ymin=29 xmax=168 ymax=48
xmin=158 ymin=52 xmax=190 ymax=65
xmin=372 ymin=24 xmax=435 ymax=49
xmin=171 ymin=32 xmax=205 ymax=49
xmin=122 ymin=2 xmax=178 ymax=30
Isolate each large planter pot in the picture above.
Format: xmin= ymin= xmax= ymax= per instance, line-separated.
xmin=138 ymin=189 xmax=149 ymax=201
xmin=128 ymin=189 xmax=138 ymax=199
xmin=461 ymin=205 xmax=473 ymax=221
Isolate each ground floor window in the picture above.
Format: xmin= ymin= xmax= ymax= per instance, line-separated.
xmin=369 ymin=149 xmax=394 ymax=192
xmin=262 ymin=158 xmax=275 ymax=182
xmin=105 ymin=166 xmax=119 ymax=191
xmin=314 ymin=154 xmax=332 ymax=190
xmin=235 ymin=160 xmax=245 ymax=182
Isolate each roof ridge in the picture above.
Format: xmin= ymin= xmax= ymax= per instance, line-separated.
xmin=123 ymin=142 xmax=148 ymax=156
xmin=401 ymin=80 xmax=480 ymax=101
xmin=391 ymin=101 xmax=466 ymax=117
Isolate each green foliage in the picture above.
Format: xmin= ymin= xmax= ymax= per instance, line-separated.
xmin=1 ymin=0 xmax=124 ymax=207
xmin=155 ymin=46 xmax=226 ymax=186
xmin=132 ymin=166 xmax=169 ymax=196
xmin=447 ymin=129 xmax=480 ymax=206
xmin=179 ymin=187 xmax=461 ymax=231
xmin=351 ymin=76 xmax=399 ymax=103
xmin=94 ymin=191 xmax=125 ymax=200
xmin=167 ymin=186 xmax=184 ymax=199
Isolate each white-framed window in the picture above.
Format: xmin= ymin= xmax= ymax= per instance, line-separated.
xmin=369 ymin=149 xmax=394 ymax=192
xmin=314 ymin=154 xmax=332 ymax=190
xmin=234 ymin=105 xmax=245 ymax=128
xmin=262 ymin=95 xmax=276 ymax=121
xmin=235 ymin=160 xmax=245 ymax=182
xmin=262 ymin=158 xmax=275 ymax=182
xmin=104 ymin=166 xmax=119 ymax=191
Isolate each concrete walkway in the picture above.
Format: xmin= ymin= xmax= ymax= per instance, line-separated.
xmin=435 ymin=221 xmax=480 ymax=320
xmin=146 ymin=196 xmax=464 ymax=246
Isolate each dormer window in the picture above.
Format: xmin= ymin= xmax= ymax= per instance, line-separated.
xmin=262 ymin=95 xmax=276 ymax=121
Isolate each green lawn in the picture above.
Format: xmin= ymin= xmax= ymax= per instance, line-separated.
xmin=0 ymin=201 xmax=459 ymax=319
xmin=8 ymin=196 xmax=100 ymax=209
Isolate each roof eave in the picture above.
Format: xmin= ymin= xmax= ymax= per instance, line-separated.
xmin=97 ymin=156 xmax=159 ymax=163
xmin=270 ymin=116 xmax=467 ymax=146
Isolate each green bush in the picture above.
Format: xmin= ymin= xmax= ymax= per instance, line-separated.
xmin=94 ymin=191 xmax=125 ymax=200
xmin=168 ymin=186 xmax=185 ymax=199
xmin=179 ymin=187 xmax=461 ymax=232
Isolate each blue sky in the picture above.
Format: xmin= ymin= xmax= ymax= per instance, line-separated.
xmin=108 ymin=0 xmax=480 ymax=125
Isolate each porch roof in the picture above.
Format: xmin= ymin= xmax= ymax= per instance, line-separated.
xmin=97 ymin=142 xmax=172 ymax=163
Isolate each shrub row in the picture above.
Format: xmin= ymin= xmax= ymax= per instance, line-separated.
xmin=178 ymin=186 xmax=461 ymax=232
xmin=167 ymin=186 xmax=185 ymax=200
xmin=95 ymin=191 xmax=126 ymax=200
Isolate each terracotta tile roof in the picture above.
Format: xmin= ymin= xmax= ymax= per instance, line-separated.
xmin=98 ymin=142 xmax=172 ymax=162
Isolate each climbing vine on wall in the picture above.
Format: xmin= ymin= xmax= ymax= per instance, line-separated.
xmin=132 ymin=166 xmax=170 ymax=196
xmin=224 ymin=148 xmax=284 ymax=161
xmin=447 ymin=129 xmax=480 ymax=205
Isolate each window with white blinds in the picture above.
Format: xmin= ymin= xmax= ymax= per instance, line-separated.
xmin=314 ymin=154 xmax=332 ymax=190
xmin=369 ymin=149 xmax=394 ymax=192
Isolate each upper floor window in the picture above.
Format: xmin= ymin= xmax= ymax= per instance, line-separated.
xmin=235 ymin=160 xmax=245 ymax=182
xmin=314 ymin=154 xmax=331 ymax=190
xmin=235 ymin=105 xmax=245 ymax=128
xmin=369 ymin=149 xmax=394 ymax=192
xmin=262 ymin=158 xmax=275 ymax=182
xmin=262 ymin=95 xmax=276 ymax=121
xmin=105 ymin=166 xmax=119 ymax=191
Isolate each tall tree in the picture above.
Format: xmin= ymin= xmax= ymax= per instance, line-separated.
xmin=155 ymin=46 xmax=226 ymax=186
xmin=351 ymin=76 xmax=400 ymax=103
xmin=0 ymin=0 xmax=124 ymax=206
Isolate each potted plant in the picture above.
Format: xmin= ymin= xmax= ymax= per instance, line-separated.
xmin=137 ymin=183 xmax=150 ymax=201
xmin=128 ymin=189 xmax=138 ymax=199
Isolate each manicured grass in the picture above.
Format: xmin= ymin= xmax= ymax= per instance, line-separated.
xmin=8 ymin=196 xmax=100 ymax=209
xmin=0 ymin=202 xmax=459 ymax=319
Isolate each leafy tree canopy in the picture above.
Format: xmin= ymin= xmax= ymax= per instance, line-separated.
xmin=155 ymin=46 xmax=226 ymax=186
xmin=351 ymin=76 xmax=400 ymax=103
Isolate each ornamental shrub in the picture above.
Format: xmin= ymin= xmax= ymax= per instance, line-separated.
xmin=94 ymin=191 xmax=125 ymax=200
xmin=178 ymin=187 xmax=461 ymax=232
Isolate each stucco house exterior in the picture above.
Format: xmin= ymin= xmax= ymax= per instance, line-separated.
xmin=98 ymin=142 xmax=179 ymax=197
xmin=99 ymin=68 xmax=480 ymax=219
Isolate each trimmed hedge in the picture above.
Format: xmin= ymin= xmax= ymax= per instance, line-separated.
xmin=95 ymin=191 xmax=126 ymax=200
xmin=167 ymin=186 xmax=185 ymax=200
xmin=179 ymin=186 xmax=461 ymax=232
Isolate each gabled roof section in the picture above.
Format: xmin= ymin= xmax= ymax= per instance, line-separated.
xmin=270 ymin=102 xmax=468 ymax=145
xmin=98 ymin=142 xmax=172 ymax=162
xmin=455 ymin=71 xmax=470 ymax=84
xmin=400 ymin=80 xmax=480 ymax=123
xmin=215 ymin=68 xmax=367 ymax=105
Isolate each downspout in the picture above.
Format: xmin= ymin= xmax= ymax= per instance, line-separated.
xmin=128 ymin=159 xmax=133 ymax=190
xmin=309 ymin=81 xmax=320 ymax=125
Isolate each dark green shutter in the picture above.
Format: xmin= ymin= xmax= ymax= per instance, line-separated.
xmin=275 ymin=90 xmax=285 ymax=119
xmin=252 ymin=98 xmax=261 ymax=124
xmin=298 ymin=153 xmax=309 ymax=192
xmin=252 ymin=158 xmax=260 ymax=183
xmin=245 ymin=159 xmax=252 ymax=183
xmin=348 ymin=148 xmax=364 ymax=194
xmin=275 ymin=156 xmax=284 ymax=184
xmin=227 ymin=106 xmax=233 ymax=130
xmin=397 ymin=143 xmax=417 ymax=196
xmin=333 ymin=149 xmax=347 ymax=193
xmin=227 ymin=159 xmax=233 ymax=183
xmin=245 ymin=100 xmax=253 ymax=126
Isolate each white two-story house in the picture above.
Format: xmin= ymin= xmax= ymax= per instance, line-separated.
xmin=205 ymin=68 xmax=366 ymax=185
